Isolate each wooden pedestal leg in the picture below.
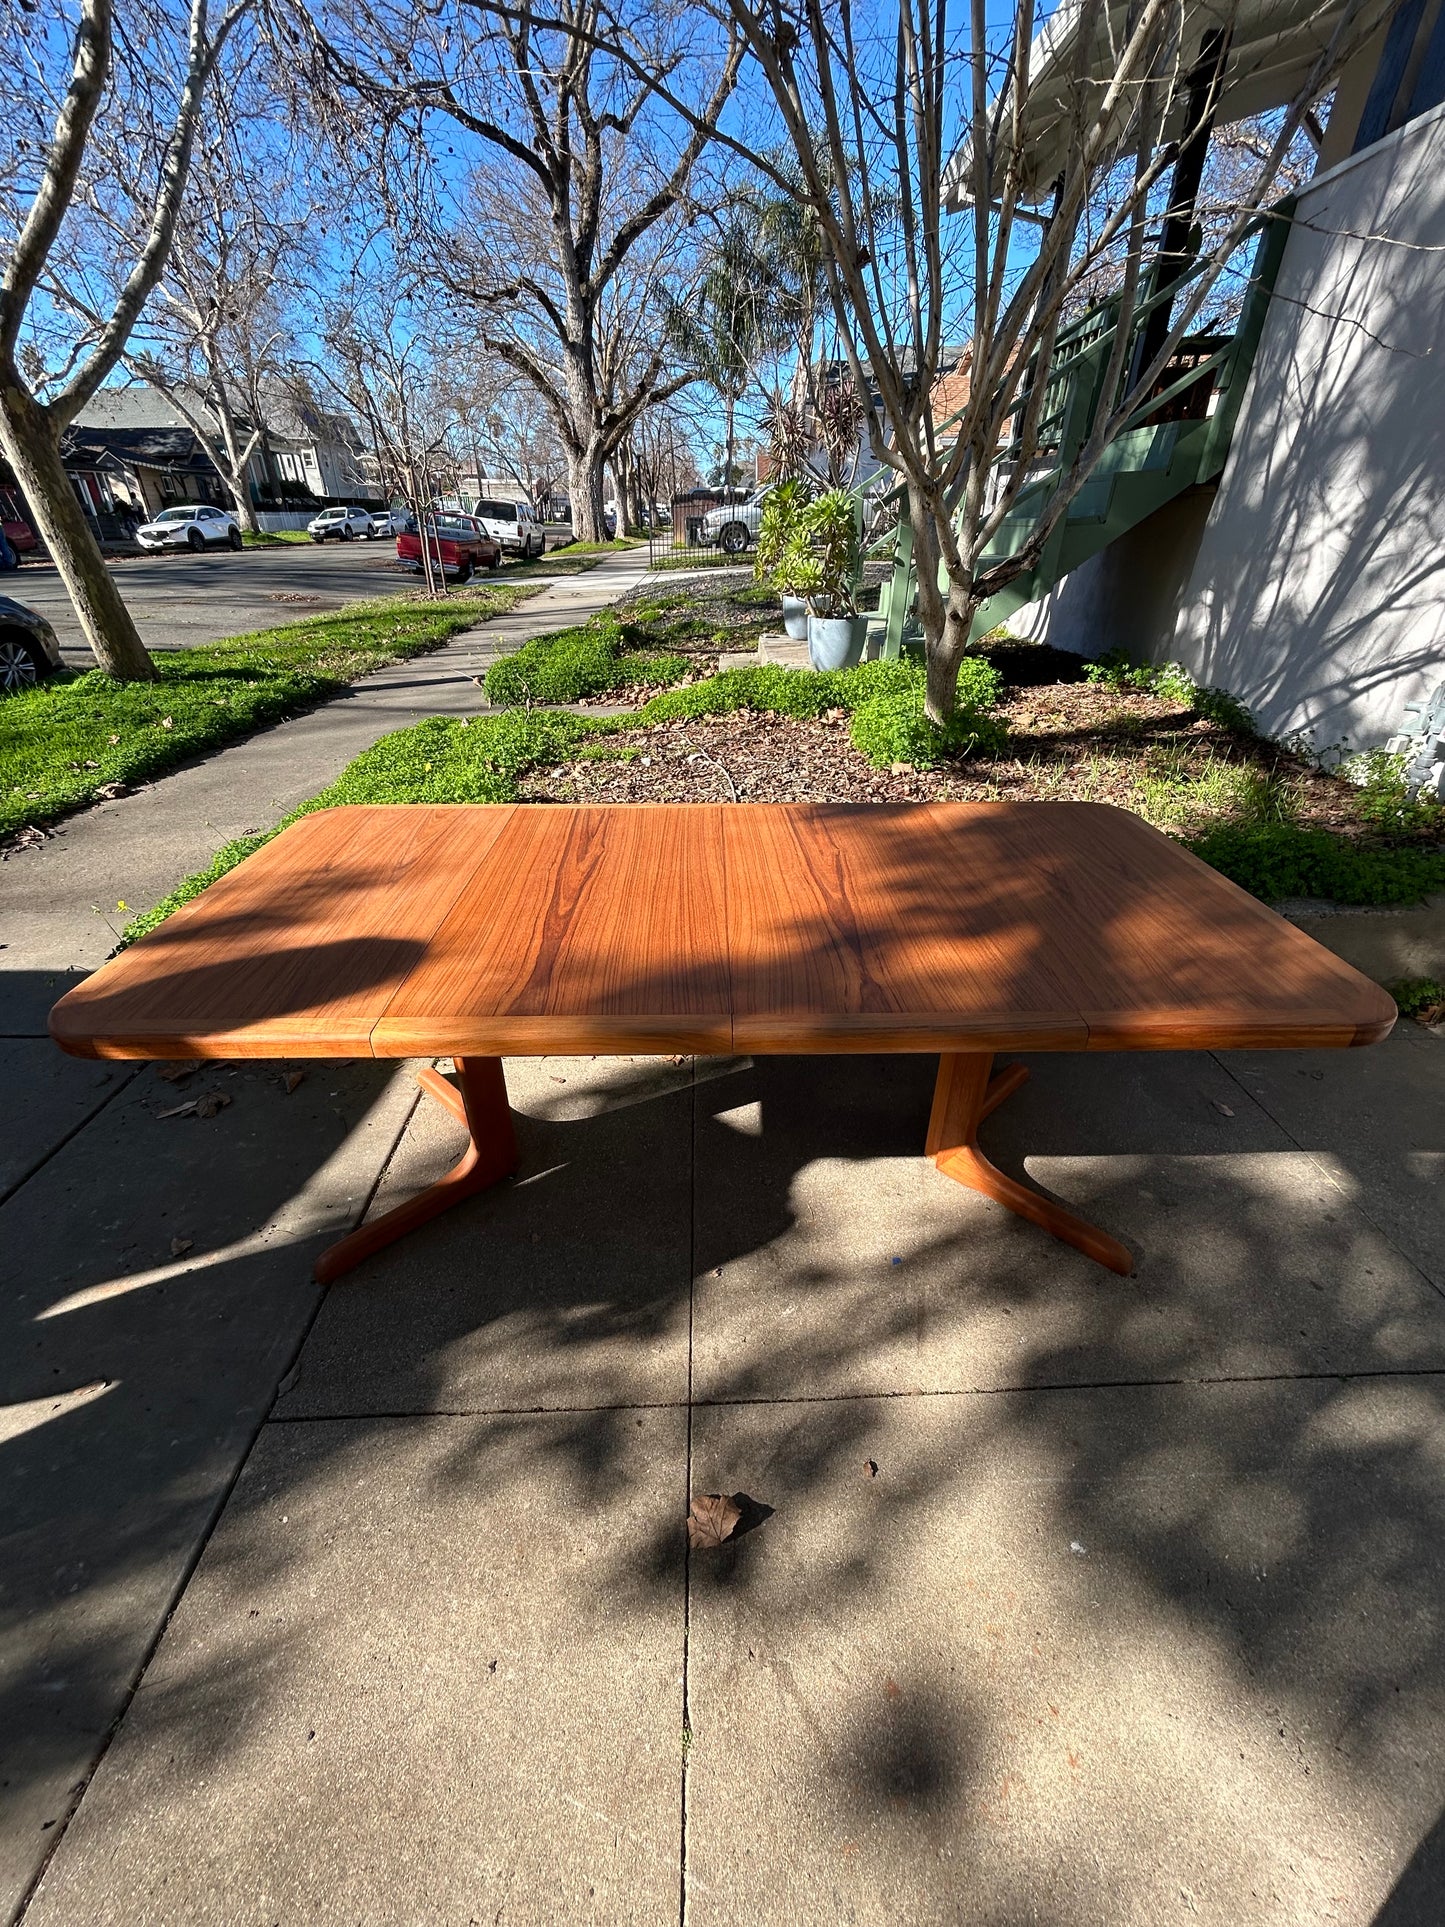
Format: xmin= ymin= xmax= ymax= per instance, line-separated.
xmin=313 ymin=1056 xmax=518 ymax=1284
xmin=927 ymin=1053 xmax=1133 ymax=1276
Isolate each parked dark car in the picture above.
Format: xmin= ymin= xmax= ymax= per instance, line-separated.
xmin=395 ymin=513 xmax=502 ymax=581
xmin=0 ymin=596 xmax=64 ymax=691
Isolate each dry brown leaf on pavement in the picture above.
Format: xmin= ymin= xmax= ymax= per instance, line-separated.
xmin=156 ymin=1099 xmax=198 ymax=1120
xmin=195 ymin=1090 xmax=231 ymax=1118
xmin=156 ymin=1061 xmax=200 ymax=1083
xmin=281 ymin=1071 xmax=305 ymax=1093
xmin=688 ymin=1493 xmax=742 ymax=1550
xmin=170 ymin=1236 xmax=194 ymax=1256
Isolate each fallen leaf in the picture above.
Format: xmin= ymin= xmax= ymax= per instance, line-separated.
xmin=864 ymin=1459 xmax=879 ymax=1478
xmin=1213 ymin=1101 xmax=1235 ymax=1117
xmin=195 ymin=1090 xmax=231 ymax=1118
xmin=159 ymin=716 xmax=174 ymax=730
xmin=156 ymin=1060 xmax=200 ymax=1083
xmin=157 ymin=1099 xmax=198 ymax=1120
xmin=170 ymin=1236 xmax=194 ymax=1257
xmin=108 ymin=733 xmax=120 ymax=745
xmin=281 ymin=1071 xmax=305 ymax=1093
xmin=687 ymin=1493 xmax=742 ymax=1550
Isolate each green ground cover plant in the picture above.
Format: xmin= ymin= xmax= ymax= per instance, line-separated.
xmin=1185 ymin=822 xmax=1445 ymax=904
xmin=641 ymin=655 xmax=1004 ymax=767
xmin=1387 ymin=977 xmax=1444 ymax=1019
xmin=1 ymin=582 xmax=537 ymax=838
xmin=483 ymin=610 xmax=691 ymax=704
xmin=1084 ymin=650 xmax=1256 ymax=734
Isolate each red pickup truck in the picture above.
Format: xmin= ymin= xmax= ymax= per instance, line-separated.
xmin=395 ymin=513 xmax=502 ymax=582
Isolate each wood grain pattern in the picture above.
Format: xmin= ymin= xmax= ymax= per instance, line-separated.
xmin=48 ymin=807 xmax=510 ymax=1059
xmin=372 ymin=805 xmax=732 ymax=1055
xmin=49 ymin=801 xmax=1397 ymax=1060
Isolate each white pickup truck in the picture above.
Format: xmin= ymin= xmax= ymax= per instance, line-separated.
xmin=470 ymin=495 xmax=545 ymax=559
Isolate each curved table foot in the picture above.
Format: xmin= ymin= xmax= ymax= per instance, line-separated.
xmin=928 ymin=1053 xmax=1133 ymax=1276
xmin=314 ymin=1056 xmax=517 ymax=1284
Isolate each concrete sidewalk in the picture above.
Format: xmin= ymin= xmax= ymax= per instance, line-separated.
xmin=4 ymin=1028 xmax=1443 ymax=1924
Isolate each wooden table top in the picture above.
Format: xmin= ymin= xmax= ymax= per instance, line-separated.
xmin=49 ymin=803 xmax=1396 ymax=1060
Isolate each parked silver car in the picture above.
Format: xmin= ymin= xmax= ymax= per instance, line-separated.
xmin=136 ymin=503 xmax=244 ymax=553
xmin=0 ymin=595 xmax=64 ymax=691
xmin=367 ymin=507 xmax=407 ymax=540
xmin=700 ymin=490 xmax=766 ymax=555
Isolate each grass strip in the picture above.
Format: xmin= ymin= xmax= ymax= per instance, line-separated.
xmin=1 ymin=582 xmax=539 ymax=838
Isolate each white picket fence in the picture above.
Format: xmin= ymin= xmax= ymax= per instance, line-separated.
xmin=254 ymin=510 xmax=317 ymax=533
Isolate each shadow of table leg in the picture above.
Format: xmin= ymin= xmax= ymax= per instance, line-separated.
xmin=314 ymin=1056 xmax=518 ymax=1284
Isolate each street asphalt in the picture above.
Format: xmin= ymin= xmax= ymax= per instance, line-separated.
xmin=12 ymin=527 xmax=581 ymax=665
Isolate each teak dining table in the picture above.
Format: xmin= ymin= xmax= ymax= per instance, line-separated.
xmin=50 ymin=801 xmax=1396 ymax=1283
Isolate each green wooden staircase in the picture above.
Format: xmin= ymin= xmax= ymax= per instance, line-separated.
xmin=871 ymin=205 xmax=1293 ymax=659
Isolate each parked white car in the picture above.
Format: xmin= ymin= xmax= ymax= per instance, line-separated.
xmin=135 ymin=504 xmax=243 ymax=553
xmin=307 ymin=506 xmax=375 ymax=543
xmin=470 ymin=496 xmax=545 ymax=559
xmin=700 ymin=490 xmax=766 ymax=556
xmin=367 ymin=507 xmax=407 ymax=540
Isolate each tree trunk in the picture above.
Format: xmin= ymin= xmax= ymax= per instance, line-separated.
xmin=613 ymin=442 xmax=641 ymax=535
xmin=0 ymin=376 xmax=159 ymax=681
xmin=567 ymin=444 xmax=608 ymax=542
xmin=924 ymin=576 xmax=981 ymax=726
xmin=910 ymin=481 xmax=980 ymax=726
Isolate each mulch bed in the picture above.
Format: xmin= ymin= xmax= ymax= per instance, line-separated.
xmin=517 ymin=670 xmax=1375 ymax=832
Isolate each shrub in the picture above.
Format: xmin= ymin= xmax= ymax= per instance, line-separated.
xmin=753 ymin=480 xmax=809 ymax=589
xmin=780 ymin=488 xmax=861 ymax=614
xmin=1186 ymin=822 xmax=1445 ymax=905
xmin=1344 ymin=747 xmax=1445 ymax=837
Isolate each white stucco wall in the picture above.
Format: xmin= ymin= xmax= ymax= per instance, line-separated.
xmin=1169 ymin=102 xmax=1445 ymax=752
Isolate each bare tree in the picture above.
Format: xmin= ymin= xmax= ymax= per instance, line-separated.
xmin=296 ymin=0 xmax=742 ymax=540
xmin=553 ymin=0 xmax=1400 ymax=719
xmin=126 ymin=138 xmax=314 ymax=533
xmin=306 ymin=276 xmax=470 ymax=596
xmin=0 ymin=0 xmax=253 ymax=678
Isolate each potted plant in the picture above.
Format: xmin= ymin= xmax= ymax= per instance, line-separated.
xmin=784 ymin=489 xmax=866 ymax=670
xmin=753 ymin=479 xmax=810 ymax=638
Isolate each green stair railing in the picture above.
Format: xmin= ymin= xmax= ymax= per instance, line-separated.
xmin=870 ymin=200 xmax=1294 ymax=660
